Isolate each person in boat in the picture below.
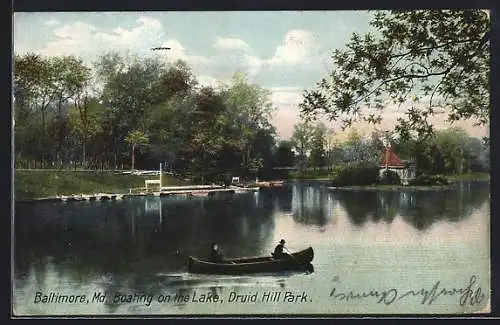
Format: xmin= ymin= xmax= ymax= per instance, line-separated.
xmin=272 ymin=239 xmax=290 ymax=259
xmin=209 ymin=243 xmax=224 ymax=263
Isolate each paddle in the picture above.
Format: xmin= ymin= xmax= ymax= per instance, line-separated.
xmin=283 ymin=246 xmax=312 ymax=275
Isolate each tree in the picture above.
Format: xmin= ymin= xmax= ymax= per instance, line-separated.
xmin=300 ymin=10 xmax=489 ymax=141
xmin=95 ymin=53 xmax=163 ymax=167
xmin=342 ymin=128 xmax=379 ymax=164
xmin=274 ymin=140 xmax=296 ymax=167
xmin=291 ymin=121 xmax=313 ymax=171
xmin=124 ymin=130 xmax=149 ymax=170
xmin=50 ymin=56 xmax=92 ymax=165
xmin=324 ymin=128 xmax=337 ymax=171
xmin=309 ymin=123 xmax=327 ymax=171
xmin=14 ymin=53 xmax=58 ymax=166
xmin=223 ymin=72 xmax=276 ymax=175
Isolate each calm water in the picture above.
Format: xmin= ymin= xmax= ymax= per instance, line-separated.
xmin=13 ymin=181 xmax=490 ymax=315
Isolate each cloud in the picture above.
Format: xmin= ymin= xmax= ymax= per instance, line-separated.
xmin=238 ymin=29 xmax=320 ymax=78
xmin=197 ymin=74 xmax=231 ymax=89
xmin=36 ymin=16 xmax=214 ymax=68
xmin=159 ymin=39 xmax=212 ymax=66
xmin=40 ymin=22 xmax=97 ymax=57
xmin=93 ymin=16 xmax=164 ymax=49
xmin=39 ymin=16 xmax=164 ymax=58
xmin=214 ymin=37 xmax=250 ymax=51
xmin=268 ymin=29 xmax=317 ymax=66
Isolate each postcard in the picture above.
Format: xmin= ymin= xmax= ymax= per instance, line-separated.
xmin=12 ymin=10 xmax=490 ymax=316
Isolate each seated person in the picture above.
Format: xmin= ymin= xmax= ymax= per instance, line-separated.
xmin=272 ymin=239 xmax=289 ymax=259
xmin=208 ymin=243 xmax=224 ymax=263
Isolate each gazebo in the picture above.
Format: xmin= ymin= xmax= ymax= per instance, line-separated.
xmin=379 ymin=146 xmax=415 ymax=185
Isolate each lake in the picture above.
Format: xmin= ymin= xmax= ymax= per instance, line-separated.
xmin=13 ymin=180 xmax=490 ymax=315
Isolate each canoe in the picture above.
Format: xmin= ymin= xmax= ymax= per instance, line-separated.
xmin=188 ymin=247 xmax=314 ymax=275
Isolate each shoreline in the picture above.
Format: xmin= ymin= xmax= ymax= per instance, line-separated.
xmin=327 ymin=184 xmax=457 ymax=191
xmin=14 ymin=170 xmax=489 ymax=202
xmin=288 ymin=172 xmax=490 ymax=183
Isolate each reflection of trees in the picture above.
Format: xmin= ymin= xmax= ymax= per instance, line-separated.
xmin=398 ymin=181 xmax=490 ymax=230
xmin=268 ymin=186 xmax=293 ymax=213
xmin=332 ymin=181 xmax=490 ymax=230
xmin=14 ymin=193 xmax=277 ymax=293
xmin=291 ymin=183 xmax=330 ymax=226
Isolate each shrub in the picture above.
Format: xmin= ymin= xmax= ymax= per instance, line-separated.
xmin=408 ymin=174 xmax=449 ymax=186
xmin=330 ymin=162 xmax=379 ymax=186
xmin=380 ymin=169 xmax=402 ymax=185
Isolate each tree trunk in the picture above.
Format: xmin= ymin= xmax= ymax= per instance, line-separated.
xmin=82 ymin=139 xmax=86 ymax=169
xmin=131 ymin=143 xmax=136 ymax=170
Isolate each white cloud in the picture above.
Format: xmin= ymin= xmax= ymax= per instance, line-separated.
xmin=40 ymin=16 xmax=165 ymax=57
xmin=268 ymin=29 xmax=317 ymax=66
xmin=40 ymin=22 xmax=97 ymax=57
xmin=37 ymin=16 xmax=213 ymax=67
xmin=159 ymin=40 xmax=212 ymax=66
xmin=238 ymin=29 xmax=319 ymax=78
xmin=197 ymin=74 xmax=231 ymax=89
xmin=53 ymin=21 xmax=96 ymax=39
xmin=93 ymin=16 xmax=164 ymax=49
xmin=214 ymin=37 xmax=250 ymax=51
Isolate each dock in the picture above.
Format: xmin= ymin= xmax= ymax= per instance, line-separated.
xmin=30 ymin=185 xmax=242 ymax=203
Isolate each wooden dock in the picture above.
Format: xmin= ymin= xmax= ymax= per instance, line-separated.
xmin=30 ymin=185 xmax=239 ymax=202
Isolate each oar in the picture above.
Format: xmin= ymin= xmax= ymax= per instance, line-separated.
xmin=283 ymin=246 xmax=312 ymax=275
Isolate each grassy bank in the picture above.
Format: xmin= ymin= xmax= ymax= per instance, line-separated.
xmin=287 ymin=170 xmax=331 ymax=180
xmin=15 ymin=170 xmax=191 ymax=201
xmin=444 ymin=172 xmax=490 ymax=182
xmin=328 ymin=184 xmax=456 ymax=191
xmin=288 ymin=170 xmax=489 ymax=185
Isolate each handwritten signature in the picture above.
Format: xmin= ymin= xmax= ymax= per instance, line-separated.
xmin=329 ymin=275 xmax=485 ymax=306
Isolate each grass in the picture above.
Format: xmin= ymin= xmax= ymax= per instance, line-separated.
xmin=287 ymin=170 xmax=331 ymax=180
xmin=328 ymin=184 xmax=456 ymax=191
xmin=443 ymin=172 xmax=490 ymax=182
xmin=14 ymin=170 xmax=191 ymax=201
xmin=289 ymin=170 xmax=490 ymax=182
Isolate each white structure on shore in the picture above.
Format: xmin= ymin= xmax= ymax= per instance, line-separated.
xmin=379 ymin=145 xmax=416 ymax=186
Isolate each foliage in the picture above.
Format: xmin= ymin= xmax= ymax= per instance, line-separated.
xmin=393 ymin=127 xmax=489 ymax=175
xmin=342 ymin=128 xmax=380 ymax=164
xmin=14 ymin=52 xmax=277 ymax=182
xmin=309 ymin=123 xmax=327 ymax=170
xmin=300 ymin=10 xmax=490 ymax=140
xmin=274 ymin=140 xmax=295 ymax=167
xmin=13 ymin=53 xmax=92 ymax=166
xmin=330 ymin=162 xmax=380 ymax=186
xmin=408 ymin=174 xmax=449 ymax=186
xmin=291 ymin=121 xmax=314 ymax=171
xmin=380 ymin=169 xmax=401 ymax=185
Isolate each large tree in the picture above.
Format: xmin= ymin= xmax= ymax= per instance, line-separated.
xmin=300 ymin=10 xmax=489 ymax=140
xmin=223 ymin=72 xmax=276 ymax=175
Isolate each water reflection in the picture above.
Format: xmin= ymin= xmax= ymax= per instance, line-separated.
xmin=14 ymin=180 xmax=490 ymax=314
xmin=330 ymin=181 xmax=490 ymax=230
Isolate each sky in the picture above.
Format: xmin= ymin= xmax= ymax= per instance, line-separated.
xmin=13 ymin=11 xmax=489 ymax=141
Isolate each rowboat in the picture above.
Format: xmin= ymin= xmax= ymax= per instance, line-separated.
xmin=188 ymin=247 xmax=314 ymax=275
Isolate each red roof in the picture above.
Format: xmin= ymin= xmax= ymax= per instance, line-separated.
xmin=380 ymin=147 xmax=404 ymax=168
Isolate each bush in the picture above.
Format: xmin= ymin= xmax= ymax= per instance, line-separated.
xmin=330 ymin=162 xmax=379 ymax=186
xmin=380 ymin=169 xmax=401 ymax=185
xmin=408 ymin=174 xmax=449 ymax=186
